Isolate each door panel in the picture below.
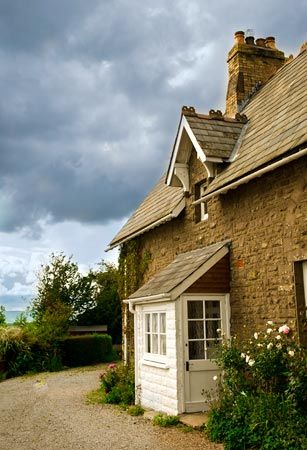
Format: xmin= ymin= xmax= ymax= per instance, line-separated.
xmin=184 ymin=295 xmax=229 ymax=412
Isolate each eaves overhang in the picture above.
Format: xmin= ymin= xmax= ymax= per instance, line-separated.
xmin=106 ymin=196 xmax=185 ymax=251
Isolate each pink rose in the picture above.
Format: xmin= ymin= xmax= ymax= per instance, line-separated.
xmin=278 ymin=325 xmax=290 ymax=334
xmin=108 ymin=363 xmax=117 ymax=369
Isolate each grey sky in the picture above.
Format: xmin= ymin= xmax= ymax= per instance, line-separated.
xmin=0 ymin=0 xmax=306 ymax=310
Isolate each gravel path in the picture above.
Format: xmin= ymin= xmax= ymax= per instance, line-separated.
xmin=0 ymin=365 xmax=223 ymax=450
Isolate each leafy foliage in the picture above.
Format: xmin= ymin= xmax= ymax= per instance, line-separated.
xmin=206 ymin=322 xmax=307 ymax=449
xmin=127 ymin=405 xmax=144 ymax=416
xmin=0 ymin=306 xmax=6 ymax=326
xmin=61 ymin=334 xmax=114 ymax=367
xmin=31 ymin=253 xmax=96 ymax=322
xmin=153 ymin=414 xmax=180 ymax=427
xmin=100 ymin=363 xmax=135 ymax=405
xmin=77 ymin=262 xmax=122 ymax=343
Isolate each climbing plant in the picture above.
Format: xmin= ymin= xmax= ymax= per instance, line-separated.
xmin=118 ymin=240 xmax=151 ymax=366
xmin=118 ymin=240 xmax=151 ymax=300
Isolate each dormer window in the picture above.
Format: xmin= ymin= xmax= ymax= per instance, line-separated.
xmin=195 ymin=180 xmax=208 ymax=223
xmin=200 ymin=183 xmax=208 ymax=221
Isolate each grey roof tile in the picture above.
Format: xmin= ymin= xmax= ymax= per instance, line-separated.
xmin=129 ymin=241 xmax=229 ymax=299
xmin=206 ymin=50 xmax=307 ymax=194
xmin=108 ymin=175 xmax=184 ymax=248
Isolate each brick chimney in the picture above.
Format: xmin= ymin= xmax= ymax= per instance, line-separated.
xmin=225 ymin=31 xmax=285 ymax=116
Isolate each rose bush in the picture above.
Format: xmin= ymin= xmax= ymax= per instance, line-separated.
xmin=206 ymin=322 xmax=307 ymax=449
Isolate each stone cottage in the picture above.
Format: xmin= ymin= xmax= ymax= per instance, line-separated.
xmin=108 ymin=32 xmax=307 ymax=414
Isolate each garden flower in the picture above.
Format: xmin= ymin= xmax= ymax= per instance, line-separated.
xmin=213 ymin=375 xmax=218 ymax=381
xmin=254 ymin=332 xmax=258 ymax=339
xmin=216 ymin=329 xmax=221 ymax=333
xmin=278 ymin=325 xmax=290 ymax=334
xmin=241 ymin=352 xmax=246 ymax=358
xmin=241 ymin=391 xmax=247 ymax=396
xmin=248 ymin=359 xmax=255 ymax=366
xmin=108 ymin=363 xmax=117 ymax=369
xmin=245 ymin=355 xmax=250 ymax=363
xmin=276 ymin=343 xmax=282 ymax=350
xmin=275 ymin=335 xmax=281 ymax=340
xmin=267 ymin=320 xmax=274 ymax=325
xmin=267 ymin=342 xmax=273 ymax=349
xmin=288 ymin=350 xmax=295 ymax=357
xmin=257 ymin=343 xmax=263 ymax=347
xmin=266 ymin=328 xmax=273 ymax=334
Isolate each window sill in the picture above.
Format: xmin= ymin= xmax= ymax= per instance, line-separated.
xmin=141 ymin=359 xmax=170 ymax=369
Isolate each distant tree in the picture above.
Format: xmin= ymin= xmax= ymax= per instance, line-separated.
xmin=31 ymin=253 xmax=97 ymax=323
xmin=0 ymin=305 xmax=6 ymax=325
xmin=77 ymin=262 xmax=122 ymax=344
xmin=13 ymin=308 xmax=30 ymax=327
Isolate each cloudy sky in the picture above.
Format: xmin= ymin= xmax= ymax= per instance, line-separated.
xmin=0 ymin=0 xmax=306 ymax=311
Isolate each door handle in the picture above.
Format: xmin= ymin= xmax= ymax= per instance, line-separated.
xmin=186 ymin=361 xmax=189 ymax=371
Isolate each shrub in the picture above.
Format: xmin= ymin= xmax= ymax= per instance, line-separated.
xmin=206 ymin=322 xmax=307 ymax=449
xmin=153 ymin=414 xmax=180 ymax=427
xmin=100 ymin=363 xmax=135 ymax=405
xmin=61 ymin=334 xmax=113 ymax=367
xmin=127 ymin=405 xmax=144 ymax=416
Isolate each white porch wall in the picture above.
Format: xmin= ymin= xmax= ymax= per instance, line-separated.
xmin=135 ymin=301 xmax=180 ymax=415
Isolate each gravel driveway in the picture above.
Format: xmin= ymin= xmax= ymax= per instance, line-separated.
xmin=0 ymin=365 xmax=223 ymax=450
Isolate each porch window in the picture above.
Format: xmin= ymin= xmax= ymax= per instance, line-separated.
xmin=187 ymin=300 xmax=222 ymax=360
xmin=145 ymin=312 xmax=166 ymax=356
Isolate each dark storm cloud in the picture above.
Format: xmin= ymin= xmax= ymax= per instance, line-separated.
xmin=0 ymin=0 xmax=306 ymax=235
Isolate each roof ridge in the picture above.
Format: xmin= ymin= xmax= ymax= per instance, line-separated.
xmin=242 ymin=48 xmax=307 ymax=112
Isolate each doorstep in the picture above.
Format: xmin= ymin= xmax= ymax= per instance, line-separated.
xmin=143 ymin=409 xmax=208 ymax=429
xmin=178 ymin=413 xmax=208 ymax=428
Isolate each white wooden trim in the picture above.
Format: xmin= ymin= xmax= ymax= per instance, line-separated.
xmin=167 ymin=117 xmax=185 ymax=186
xmin=141 ymin=359 xmax=170 ymax=369
xmin=182 ymin=116 xmax=207 ymax=163
xmin=193 ymin=146 xmax=307 ymax=203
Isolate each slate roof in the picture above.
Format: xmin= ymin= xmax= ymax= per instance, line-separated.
xmin=206 ymin=49 xmax=307 ymax=195
xmin=108 ymin=175 xmax=184 ymax=249
xmin=109 ymin=50 xmax=307 ymax=249
xmin=184 ymin=112 xmax=245 ymax=159
xmin=129 ymin=241 xmax=229 ymax=300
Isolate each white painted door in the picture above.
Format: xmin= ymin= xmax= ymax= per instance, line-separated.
xmin=183 ymin=294 xmax=230 ymax=412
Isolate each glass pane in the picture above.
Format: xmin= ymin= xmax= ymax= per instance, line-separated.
xmin=206 ymin=340 xmax=220 ymax=360
xmin=189 ymin=341 xmax=205 ymax=360
xmin=188 ymin=301 xmax=203 ymax=319
xmin=145 ymin=314 xmax=151 ymax=332
xmin=206 ymin=320 xmax=221 ymax=339
xmin=152 ymin=313 xmax=158 ymax=333
xmin=160 ymin=334 xmax=166 ymax=355
xmin=146 ymin=334 xmax=151 ymax=353
xmin=188 ymin=320 xmax=204 ymax=339
xmin=160 ymin=313 xmax=166 ymax=333
xmin=205 ymin=301 xmax=220 ymax=319
xmin=152 ymin=334 xmax=158 ymax=353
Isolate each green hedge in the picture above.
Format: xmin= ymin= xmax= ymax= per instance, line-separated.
xmin=61 ymin=334 xmax=113 ymax=367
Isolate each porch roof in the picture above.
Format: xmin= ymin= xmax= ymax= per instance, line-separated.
xmin=128 ymin=240 xmax=230 ymax=303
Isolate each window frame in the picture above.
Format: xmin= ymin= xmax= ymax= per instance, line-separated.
xmin=199 ymin=183 xmax=209 ymax=221
xmin=143 ymin=311 xmax=167 ymax=363
xmin=194 ymin=180 xmax=208 ymax=223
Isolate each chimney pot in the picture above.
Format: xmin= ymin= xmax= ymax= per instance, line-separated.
xmin=234 ymin=31 xmax=245 ymax=45
xmin=256 ymin=38 xmax=266 ymax=47
xmin=265 ymin=36 xmax=276 ymax=49
xmin=245 ymin=36 xmax=255 ymax=45
xmin=299 ymin=42 xmax=307 ymax=54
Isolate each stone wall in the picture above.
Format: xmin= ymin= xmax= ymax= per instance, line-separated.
xmin=137 ymin=153 xmax=307 ymax=339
